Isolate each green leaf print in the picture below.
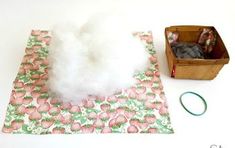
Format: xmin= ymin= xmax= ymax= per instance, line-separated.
xmin=4 ymin=115 xmax=12 ymax=122
xmin=22 ymin=125 xmax=32 ymax=134
xmin=85 ymin=108 xmax=99 ymax=114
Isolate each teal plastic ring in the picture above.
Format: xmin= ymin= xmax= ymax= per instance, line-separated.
xmin=179 ymin=91 xmax=207 ymax=116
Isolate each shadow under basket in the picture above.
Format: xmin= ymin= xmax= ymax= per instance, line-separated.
xmin=165 ymin=25 xmax=230 ymax=80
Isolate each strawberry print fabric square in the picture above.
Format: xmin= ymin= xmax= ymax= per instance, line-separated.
xmin=2 ymin=30 xmax=174 ymax=134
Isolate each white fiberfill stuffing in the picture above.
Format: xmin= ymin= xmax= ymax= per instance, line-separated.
xmin=47 ymin=15 xmax=150 ymax=103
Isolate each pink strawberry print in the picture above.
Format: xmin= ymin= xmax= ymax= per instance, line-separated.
xmin=14 ymin=90 xmax=26 ymax=98
xmin=142 ymin=80 xmax=153 ymax=88
xmin=115 ymin=115 xmax=127 ymax=125
xmin=35 ymin=79 xmax=46 ymax=86
xmin=29 ymin=111 xmax=42 ymax=120
xmin=108 ymin=118 xmax=116 ymax=127
xmin=128 ymin=90 xmax=138 ymax=99
xmin=37 ymin=102 xmax=50 ymax=113
xmin=31 ymin=74 xmax=40 ymax=80
xmin=11 ymin=119 xmax=24 ymax=130
xmin=40 ymin=30 xmax=49 ymax=35
xmin=23 ymin=63 xmax=33 ymax=70
xmin=129 ymin=118 xmax=140 ymax=127
xmin=144 ymin=114 xmax=156 ymax=124
xmin=99 ymin=112 xmax=110 ymax=121
xmin=106 ymin=109 xmax=117 ymax=118
xmin=50 ymin=98 xmax=61 ymax=105
xmin=41 ymin=118 xmax=54 ymax=128
xmin=159 ymin=106 xmax=168 ymax=115
xmin=31 ymin=64 xmax=39 ymax=71
xmin=37 ymin=96 xmax=48 ymax=105
xmin=135 ymin=86 xmax=146 ymax=94
xmin=53 ymin=113 xmax=64 ymax=122
xmin=14 ymin=81 xmax=24 ymax=88
xmin=156 ymin=102 xmax=163 ymax=110
xmin=93 ymin=119 xmax=104 ymax=128
xmin=95 ymin=96 xmax=105 ymax=103
xmin=41 ymin=74 xmax=48 ymax=80
xmin=88 ymin=111 xmax=97 ymax=120
xmin=69 ymin=105 xmax=81 ymax=113
xmin=49 ymin=106 xmax=61 ymax=116
xmin=2 ymin=125 xmax=13 ymax=133
xmin=151 ymin=71 xmax=160 ymax=83
xmin=18 ymin=67 xmax=26 ymax=75
xmin=127 ymin=125 xmax=139 ymax=133
xmin=138 ymin=121 xmax=149 ymax=130
xmin=23 ymin=96 xmax=33 ymax=105
xmin=25 ymin=48 xmax=34 ymax=54
xmin=147 ymin=127 xmax=158 ymax=133
xmin=144 ymin=101 xmax=157 ymax=109
xmin=16 ymin=105 xmax=26 ymax=115
xmin=32 ymin=45 xmax=42 ymax=51
xmin=151 ymin=75 xmax=160 ymax=83
xmin=31 ymin=52 xmax=39 ymax=59
xmin=44 ymin=67 xmax=49 ymax=74
xmin=52 ymin=127 xmax=65 ymax=134
xmin=22 ymin=54 xmax=33 ymax=62
xmin=83 ymin=100 xmax=95 ymax=108
xmin=154 ymin=71 xmax=160 ymax=77
xmin=136 ymin=94 xmax=147 ymax=102
xmin=117 ymin=96 xmax=127 ymax=103
xmin=100 ymin=103 xmax=111 ymax=112
xmin=149 ymin=56 xmax=157 ymax=64
xmin=25 ymin=106 xmax=37 ymax=114
xmin=10 ymin=97 xmax=23 ymax=106
xmin=31 ymin=90 xmax=41 ymax=98
xmin=40 ymin=85 xmax=48 ymax=93
xmin=107 ymin=96 xmax=118 ymax=103
xmin=33 ymin=58 xmax=44 ymax=66
xmin=61 ymin=102 xmax=72 ymax=110
xmin=124 ymin=109 xmax=136 ymax=118
xmin=21 ymin=55 xmax=30 ymax=62
xmin=151 ymin=87 xmax=161 ymax=95
xmin=62 ymin=114 xmax=73 ymax=124
xmin=101 ymin=127 xmax=112 ymax=133
xmin=146 ymin=93 xmax=156 ymax=100
xmin=24 ymin=83 xmax=34 ymax=92
xmin=43 ymin=37 xmax=51 ymax=45
xmin=116 ymin=106 xmax=128 ymax=114
xmin=145 ymin=70 xmax=154 ymax=77
xmin=71 ymin=122 xmax=81 ymax=131
xmin=42 ymin=58 xmax=49 ymax=66
xmin=81 ymin=124 xmax=94 ymax=133
xmin=31 ymin=30 xmax=41 ymax=36
xmin=36 ymin=35 xmax=43 ymax=42
xmin=25 ymin=54 xmax=34 ymax=62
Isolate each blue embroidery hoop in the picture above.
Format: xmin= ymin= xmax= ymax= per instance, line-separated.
xmin=179 ymin=91 xmax=207 ymax=116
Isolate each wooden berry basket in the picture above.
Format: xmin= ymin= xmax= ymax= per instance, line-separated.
xmin=165 ymin=25 xmax=230 ymax=80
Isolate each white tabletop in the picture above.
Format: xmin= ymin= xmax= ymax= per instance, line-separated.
xmin=0 ymin=0 xmax=235 ymax=148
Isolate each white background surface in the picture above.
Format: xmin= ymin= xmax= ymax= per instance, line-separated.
xmin=0 ymin=0 xmax=235 ymax=147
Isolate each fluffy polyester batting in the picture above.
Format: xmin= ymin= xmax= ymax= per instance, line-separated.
xmin=48 ymin=17 xmax=149 ymax=103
